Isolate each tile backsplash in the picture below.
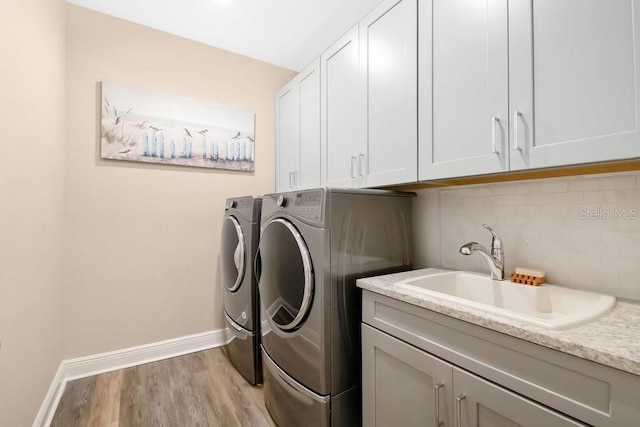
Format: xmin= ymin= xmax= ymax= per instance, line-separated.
xmin=413 ymin=171 xmax=640 ymax=300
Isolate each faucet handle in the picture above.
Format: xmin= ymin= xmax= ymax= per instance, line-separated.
xmin=482 ymin=224 xmax=503 ymax=251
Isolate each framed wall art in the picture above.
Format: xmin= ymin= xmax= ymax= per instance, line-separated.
xmin=100 ymin=80 xmax=256 ymax=171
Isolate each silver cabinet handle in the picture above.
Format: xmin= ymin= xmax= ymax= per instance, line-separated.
xmin=456 ymin=395 xmax=466 ymax=427
xmin=289 ymin=172 xmax=294 ymax=189
xmin=513 ymin=110 xmax=523 ymax=151
xmin=350 ymin=156 xmax=357 ymax=180
xmin=434 ymin=383 xmax=443 ymax=427
xmin=358 ymin=153 xmax=366 ymax=177
xmin=491 ymin=116 xmax=500 ymax=154
xmin=293 ymin=171 xmax=298 ymax=188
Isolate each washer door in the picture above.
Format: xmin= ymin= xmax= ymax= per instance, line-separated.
xmin=221 ymin=216 xmax=245 ymax=292
xmin=259 ymin=218 xmax=314 ymax=331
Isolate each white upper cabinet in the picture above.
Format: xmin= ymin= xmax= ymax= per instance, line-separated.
xmin=509 ymin=0 xmax=640 ymax=170
xmin=360 ymin=0 xmax=418 ymax=187
xmin=282 ymin=0 xmax=640 ymax=187
xmin=275 ymin=59 xmax=321 ymax=191
xmin=297 ymin=60 xmax=322 ymax=189
xmin=276 ymin=83 xmax=299 ymax=191
xmin=321 ymin=26 xmax=364 ymax=188
xmin=420 ymin=0 xmax=509 ymax=180
xmin=420 ymin=0 xmax=640 ymax=180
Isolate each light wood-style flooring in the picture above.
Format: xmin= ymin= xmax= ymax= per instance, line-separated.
xmin=50 ymin=347 xmax=275 ymax=426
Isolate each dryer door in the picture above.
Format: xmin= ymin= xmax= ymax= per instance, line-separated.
xmin=221 ymin=216 xmax=245 ymax=292
xmin=258 ymin=218 xmax=314 ymax=331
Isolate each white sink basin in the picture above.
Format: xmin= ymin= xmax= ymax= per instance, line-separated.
xmin=395 ymin=271 xmax=616 ymax=330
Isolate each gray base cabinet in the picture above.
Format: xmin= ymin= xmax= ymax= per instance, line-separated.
xmin=362 ymin=324 xmax=453 ymax=427
xmin=362 ymin=291 xmax=640 ymax=427
xmin=363 ymin=324 xmax=582 ymax=427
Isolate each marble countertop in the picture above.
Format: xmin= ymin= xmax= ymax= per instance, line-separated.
xmin=357 ymin=268 xmax=640 ymax=377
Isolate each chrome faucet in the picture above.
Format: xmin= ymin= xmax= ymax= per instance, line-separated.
xmin=459 ymin=224 xmax=504 ymax=280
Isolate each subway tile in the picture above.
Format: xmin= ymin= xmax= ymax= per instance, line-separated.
xmin=440 ymin=199 xmax=465 ymax=211
xmin=539 ymin=204 xmax=569 ymax=216
xmin=566 ymin=216 xmax=603 ymax=231
xmin=463 ymin=196 xmax=485 ymax=207
xmin=568 ymin=253 xmax=604 ymax=272
xmin=473 ymin=187 xmax=493 ymax=196
xmin=589 ymin=242 xmax=620 ymax=256
xmin=503 ymin=195 xmax=528 ymax=206
xmin=547 ymin=270 xmax=571 ymax=287
xmin=515 ymin=182 xmax=540 ymax=194
xmin=482 ymin=195 xmax=504 ymax=207
xmin=568 ymin=178 xmax=600 ymax=192
xmin=619 ymin=189 xmax=640 ymax=203
xmin=445 ymin=188 xmax=475 ymax=197
xmin=602 ymin=230 xmax=638 ymax=245
xmin=540 ymin=181 xmax=569 ymax=193
xmin=600 ymin=175 xmax=637 ymax=190
xmin=568 ymin=227 xmax=601 ymax=243
xmin=610 ymin=277 xmax=638 ymax=301
xmin=492 ymin=184 xmax=516 ymax=195
xmin=553 ymin=191 xmax=584 ymax=204
xmin=583 ymin=190 xmax=619 ymax=203
xmin=522 ymin=215 xmax=556 ymax=228
xmin=527 ymin=193 xmax=555 ymax=205
xmin=516 ymin=205 xmax=541 ymax=216
xmin=616 ymin=243 xmax=640 ymax=259
xmin=496 ymin=205 xmax=517 ymax=217
xmin=618 ymin=217 xmax=640 ymax=231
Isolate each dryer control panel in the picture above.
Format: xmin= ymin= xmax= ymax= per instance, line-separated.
xmin=263 ymin=189 xmax=325 ymax=224
xmin=293 ymin=190 xmax=322 ymax=207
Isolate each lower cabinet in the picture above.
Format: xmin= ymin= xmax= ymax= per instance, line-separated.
xmin=362 ymin=324 xmax=584 ymax=427
xmin=361 ymin=291 xmax=640 ymax=427
xmin=362 ymin=324 xmax=452 ymax=427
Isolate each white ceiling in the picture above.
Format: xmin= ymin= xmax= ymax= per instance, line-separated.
xmin=68 ymin=0 xmax=383 ymax=71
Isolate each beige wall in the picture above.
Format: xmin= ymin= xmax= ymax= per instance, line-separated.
xmin=0 ymin=0 xmax=66 ymax=424
xmin=64 ymin=4 xmax=295 ymax=358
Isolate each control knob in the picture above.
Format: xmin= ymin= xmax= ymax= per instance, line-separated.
xmin=276 ymin=195 xmax=288 ymax=208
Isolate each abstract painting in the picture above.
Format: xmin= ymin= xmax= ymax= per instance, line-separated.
xmin=100 ymin=80 xmax=255 ymax=171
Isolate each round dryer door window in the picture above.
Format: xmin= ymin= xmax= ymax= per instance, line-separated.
xmin=258 ymin=218 xmax=314 ymax=331
xmin=221 ymin=216 xmax=245 ymax=292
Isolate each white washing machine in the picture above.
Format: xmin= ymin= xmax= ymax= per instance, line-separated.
xmin=221 ymin=195 xmax=262 ymax=385
xmin=257 ymin=188 xmax=414 ymax=426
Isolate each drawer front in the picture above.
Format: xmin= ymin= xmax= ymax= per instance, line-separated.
xmin=362 ymin=291 xmax=640 ymax=427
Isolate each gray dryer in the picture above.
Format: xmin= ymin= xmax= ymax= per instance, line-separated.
xmin=257 ymin=188 xmax=414 ymax=426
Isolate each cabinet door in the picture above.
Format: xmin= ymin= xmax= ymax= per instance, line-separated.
xmin=362 ymin=324 xmax=453 ymax=427
xmin=321 ymin=25 xmax=364 ymax=188
xmin=297 ymin=59 xmax=321 ymax=189
xmin=275 ymin=83 xmax=299 ymax=191
xmin=360 ymin=0 xmax=418 ymax=187
xmin=453 ymin=368 xmax=586 ymax=427
xmin=419 ymin=0 xmax=509 ymax=180
xmin=509 ymin=0 xmax=640 ymax=170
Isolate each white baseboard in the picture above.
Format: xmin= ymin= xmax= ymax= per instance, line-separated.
xmin=34 ymin=328 xmax=230 ymax=427
xmin=32 ymin=364 xmax=66 ymax=427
